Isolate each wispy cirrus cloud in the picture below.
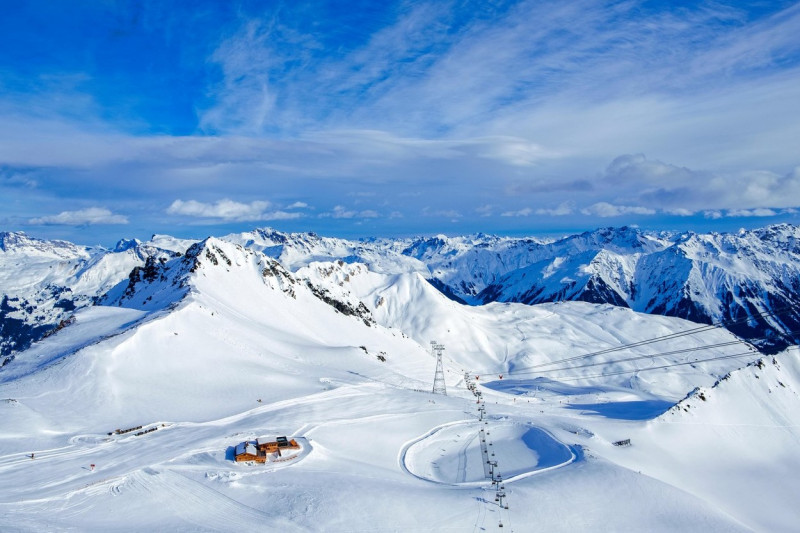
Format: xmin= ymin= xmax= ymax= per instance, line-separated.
xmin=198 ymin=0 xmax=800 ymax=166
xmin=0 ymin=165 xmax=39 ymax=188
xmin=3 ymin=1 xmax=800 ymax=242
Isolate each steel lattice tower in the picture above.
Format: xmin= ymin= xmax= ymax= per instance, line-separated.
xmin=431 ymin=341 xmax=447 ymax=395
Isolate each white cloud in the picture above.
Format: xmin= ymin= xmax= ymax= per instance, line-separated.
xmin=501 ymin=208 xmax=533 ymax=217
xmin=422 ymin=207 xmax=462 ymax=218
xmin=199 ymin=21 xmax=283 ymax=134
xmin=475 ymin=204 xmax=494 ymax=217
xmin=29 ymin=207 xmax=128 ymax=226
xmin=704 ymin=207 xmax=783 ymax=219
xmin=599 ymin=156 xmax=800 ymax=214
xmin=166 ymin=199 xmax=301 ymax=221
xmin=535 ymin=202 xmax=574 ymax=216
xmin=726 ymin=208 xmax=778 ymax=217
xmin=320 ymin=205 xmax=380 ymax=219
xmin=581 ymin=202 xmax=656 ymax=217
xmin=302 ymin=130 xmax=559 ymax=168
xmin=0 ymin=166 xmax=38 ymax=188
xmin=192 ymin=1 xmax=797 ymax=171
xmin=664 ymin=208 xmax=695 ymax=216
xmin=462 ymin=137 xmax=557 ymax=166
xmin=4 ymin=3 xmax=800 ymax=236
xmin=604 ymin=154 xmax=698 ymax=185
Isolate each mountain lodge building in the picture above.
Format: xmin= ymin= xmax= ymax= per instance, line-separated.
xmin=234 ymin=436 xmax=301 ymax=463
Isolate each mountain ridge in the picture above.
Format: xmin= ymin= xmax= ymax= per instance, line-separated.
xmin=226 ymin=223 xmax=800 ymax=353
xmin=2 ymin=224 xmax=799 ymax=361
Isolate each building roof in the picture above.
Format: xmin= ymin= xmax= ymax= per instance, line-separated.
xmin=235 ymin=442 xmax=258 ymax=456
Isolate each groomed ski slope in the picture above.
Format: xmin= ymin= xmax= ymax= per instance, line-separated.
xmin=1 ymin=241 xmax=798 ymax=531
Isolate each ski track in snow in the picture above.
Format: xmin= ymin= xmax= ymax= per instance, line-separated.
xmin=400 ymin=419 xmax=576 ymax=487
xmin=121 ymin=468 xmax=271 ymax=530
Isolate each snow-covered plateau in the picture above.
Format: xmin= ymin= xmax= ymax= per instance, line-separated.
xmin=1 ymin=227 xmax=799 ymax=531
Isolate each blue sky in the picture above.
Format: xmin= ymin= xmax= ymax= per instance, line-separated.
xmin=2 ymin=0 xmax=800 ymax=245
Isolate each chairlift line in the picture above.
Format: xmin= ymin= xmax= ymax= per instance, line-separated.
xmin=468 ymin=305 xmax=794 ymax=378
xmin=528 ymin=329 xmax=798 ymax=378
xmin=509 ymin=339 xmax=750 ymax=376
xmin=538 ymin=347 xmax=799 ymax=383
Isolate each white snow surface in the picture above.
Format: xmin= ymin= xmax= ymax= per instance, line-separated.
xmin=1 ymin=237 xmax=799 ymax=531
xmin=0 ymin=231 xmax=178 ymax=356
xmin=221 ymin=225 xmax=800 ymax=354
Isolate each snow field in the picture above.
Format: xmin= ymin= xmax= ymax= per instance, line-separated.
xmin=2 ymin=240 xmax=800 ymax=531
xmin=402 ymin=421 xmax=574 ymax=485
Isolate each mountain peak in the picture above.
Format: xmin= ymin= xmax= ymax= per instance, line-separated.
xmin=113 ymin=238 xmax=142 ymax=253
xmin=0 ymin=231 xmax=89 ymax=258
xmin=0 ymin=231 xmax=26 ymax=252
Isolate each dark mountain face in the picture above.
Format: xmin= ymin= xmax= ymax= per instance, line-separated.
xmin=0 ymin=233 xmax=179 ymax=360
xmin=444 ymin=226 xmax=800 ymax=354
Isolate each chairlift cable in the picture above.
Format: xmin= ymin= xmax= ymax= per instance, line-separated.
xmin=511 ymin=339 xmax=748 ymax=376
xmin=536 ymin=346 xmax=798 ymax=383
xmin=523 ymin=305 xmax=791 ymax=371
xmin=471 ymin=305 xmax=793 ymax=377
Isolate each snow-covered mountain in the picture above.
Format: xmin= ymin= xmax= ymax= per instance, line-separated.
xmin=3 ymin=224 xmax=800 ymax=364
xmin=618 ymin=350 xmax=800 ymax=531
xmin=98 ymin=237 xmax=375 ymax=328
xmin=2 ymin=225 xmax=800 ymax=530
xmin=223 ymin=224 xmax=800 ymax=354
xmin=0 ymin=232 xmax=178 ymax=361
xmin=473 ymin=225 xmax=800 ymax=354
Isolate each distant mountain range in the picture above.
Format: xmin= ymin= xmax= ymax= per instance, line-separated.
xmin=2 ymin=223 xmax=799 ymax=362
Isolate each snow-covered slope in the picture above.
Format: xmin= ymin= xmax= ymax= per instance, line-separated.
xmin=223 ymin=225 xmax=800 ymax=353
xmin=299 ymin=259 xmax=759 ymax=400
xmin=4 ymin=224 xmax=800 ymax=530
xmin=1 ymin=239 xmax=430 ymax=426
xmin=605 ymin=349 xmax=800 ymax=531
xmin=4 ymin=224 xmax=799 ymax=363
xmin=0 ymin=232 xmax=177 ymax=359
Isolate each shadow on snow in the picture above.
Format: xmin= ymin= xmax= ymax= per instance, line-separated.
xmin=566 ymin=400 xmax=674 ymax=420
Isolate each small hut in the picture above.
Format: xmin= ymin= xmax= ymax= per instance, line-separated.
xmin=234 ymin=441 xmax=261 ymax=462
